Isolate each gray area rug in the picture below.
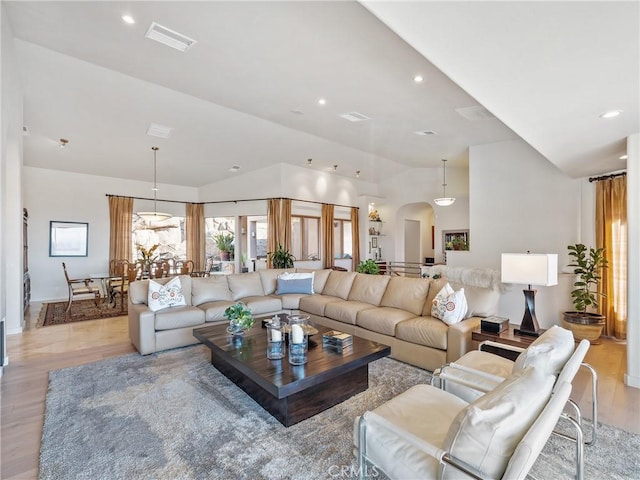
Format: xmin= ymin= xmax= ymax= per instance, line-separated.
xmin=40 ymin=346 xmax=639 ymax=479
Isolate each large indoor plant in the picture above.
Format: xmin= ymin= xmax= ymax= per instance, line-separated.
xmin=267 ymin=243 xmax=295 ymax=269
xmin=562 ymin=243 xmax=607 ymax=343
xmin=213 ymin=233 xmax=234 ymax=261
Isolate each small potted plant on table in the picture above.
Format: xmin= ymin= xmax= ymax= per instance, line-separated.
xmin=224 ymin=302 xmax=254 ymax=336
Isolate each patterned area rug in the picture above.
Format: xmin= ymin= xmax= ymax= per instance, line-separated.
xmin=39 ymin=346 xmax=639 ymax=479
xmin=37 ymin=298 xmax=127 ymax=327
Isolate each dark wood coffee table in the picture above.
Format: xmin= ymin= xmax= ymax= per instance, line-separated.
xmin=193 ymin=322 xmax=390 ymax=427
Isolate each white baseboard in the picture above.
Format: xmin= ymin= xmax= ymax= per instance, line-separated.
xmin=624 ymin=373 xmax=640 ymax=389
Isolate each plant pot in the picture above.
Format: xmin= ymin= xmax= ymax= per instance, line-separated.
xmin=220 ymin=251 xmax=231 ymax=261
xmin=561 ymin=312 xmax=605 ymax=344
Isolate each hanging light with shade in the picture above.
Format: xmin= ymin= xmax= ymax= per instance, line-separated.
xmin=433 ymin=158 xmax=456 ymax=207
xmin=136 ymin=146 xmax=172 ymax=222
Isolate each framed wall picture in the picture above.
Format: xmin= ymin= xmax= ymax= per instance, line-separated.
xmin=49 ymin=221 xmax=89 ymax=257
xmin=371 ymin=237 xmax=378 ymax=249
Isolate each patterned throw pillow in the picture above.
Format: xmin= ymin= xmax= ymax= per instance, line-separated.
xmin=148 ymin=277 xmax=186 ymax=312
xmin=431 ymin=283 xmax=468 ymax=325
xmin=276 ymin=272 xmax=315 ymax=295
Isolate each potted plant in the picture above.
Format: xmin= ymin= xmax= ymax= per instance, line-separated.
xmin=356 ymin=259 xmax=380 ymax=275
xmin=562 ymin=243 xmax=607 ymax=344
xmin=267 ymin=243 xmax=295 ymax=268
xmin=224 ymin=302 xmax=254 ymax=335
xmin=213 ymin=233 xmax=234 ymax=261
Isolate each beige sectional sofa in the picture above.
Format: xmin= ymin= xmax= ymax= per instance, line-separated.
xmin=128 ymin=268 xmax=500 ymax=371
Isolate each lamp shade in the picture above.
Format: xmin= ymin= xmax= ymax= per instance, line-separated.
xmin=501 ymin=253 xmax=558 ymax=286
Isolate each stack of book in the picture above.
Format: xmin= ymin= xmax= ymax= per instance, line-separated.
xmin=322 ymin=330 xmax=353 ymax=353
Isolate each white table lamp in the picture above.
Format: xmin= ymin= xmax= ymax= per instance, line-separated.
xmin=501 ymin=252 xmax=558 ymax=336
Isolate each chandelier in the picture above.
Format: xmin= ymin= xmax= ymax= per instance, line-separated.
xmin=433 ymin=158 xmax=456 ymax=207
xmin=136 ymin=147 xmax=172 ymax=222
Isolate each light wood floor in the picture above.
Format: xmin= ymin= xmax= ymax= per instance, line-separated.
xmin=1 ymin=303 xmax=639 ymax=480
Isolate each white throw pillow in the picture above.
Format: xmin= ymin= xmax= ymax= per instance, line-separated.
xmin=148 ymin=276 xmax=186 ymax=312
xmin=431 ymin=283 xmax=468 ymax=325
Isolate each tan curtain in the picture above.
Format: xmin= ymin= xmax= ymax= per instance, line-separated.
xmin=351 ymin=207 xmax=360 ymax=270
xmin=186 ymin=203 xmax=205 ymax=271
xmin=267 ymin=199 xmax=281 ymax=268
xmin=108 ymin=196 xmax=133 ymax=270
xmin=596 ymin=175 xmax=627 ymax=339
xmin=281 ymin=198 xmax=292 ymax=253
xmin=321 ymin=203 xmax=334 ymax=269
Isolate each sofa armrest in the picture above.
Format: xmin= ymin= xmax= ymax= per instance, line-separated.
xmin=446 ymin=316 xmax=481 ymax=363
xmin=128 ymin=303 xmax=157 ymax=355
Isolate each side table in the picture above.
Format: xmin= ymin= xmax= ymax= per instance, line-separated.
xmin=471 ymin=325 xmax=543 ymax=361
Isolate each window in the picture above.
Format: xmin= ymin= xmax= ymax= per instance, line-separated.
xmin=205 ymin=217 xmax=236 ymax=260
xmin=132 ymin=214 xmax=185 ymax=261
xmin=291 ymin=215 xmax=320 ymax=261
xmin=333 ymin=219 xmax=352 ymax=259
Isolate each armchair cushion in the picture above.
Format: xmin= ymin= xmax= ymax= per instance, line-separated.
xmin=513 ymin=325 xmax=575 ymax=375
xmin=442 ymin=366 xmax=555 ymax=479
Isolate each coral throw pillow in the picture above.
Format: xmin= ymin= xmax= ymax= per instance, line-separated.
xmin=148 ymin=276 xmax=186 ymax=312
xmin=431 ymin=283 xmax=468 ymax=325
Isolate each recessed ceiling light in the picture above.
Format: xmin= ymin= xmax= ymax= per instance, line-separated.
xmin=58 ymin=138 xmax=69 ymax=148
xmin=318 ymin=98 xmax=326 ymax=106
xmin=229 ymin=165 xmax=241 ymax=173
xmin=122 ymin=15 xmax=135 ymax=24
xmin=307 ymin=158 xmax=312 ymax=166
xmin=415 ymin=130 xmax=438 ymax=136
xmin=620 ymin=154 xmax=628 ymax=160
xmin=414 ymin=75 xmax=423 ymax=83
xmin=599 ymin=110 xmax=623 ymax=119
xmin=290 ymin=109 xmax=304 ymax=115
xmin=356 ymin=170 xmax=361 ymax=178
xmin=333 ymin=164 xmax=338 ymax=171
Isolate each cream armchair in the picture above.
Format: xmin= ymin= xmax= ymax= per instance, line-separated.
xmin=355 ymin=367 xmax=582 ymax=480
xmin=433 ymin=326 xmax=598 ymax=445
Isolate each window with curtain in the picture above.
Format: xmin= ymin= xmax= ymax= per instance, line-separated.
xmin=132 ymin=214 xmax=184 ymax=262
xmin=205 ymin=217 xmax=236 ymax=260
xmin=333 ymin=219 xmax=352 ymax=259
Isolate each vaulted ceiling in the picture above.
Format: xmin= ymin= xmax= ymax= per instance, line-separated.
xmin=5 ymin=1 xmax=637 ymax=187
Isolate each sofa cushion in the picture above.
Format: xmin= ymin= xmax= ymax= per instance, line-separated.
xmin=259 ymin=268 xmax=295 ymax=295
xmin=356 ymin=307 xmax=418 ymax=337
xmin=198 ymin=300 xmax=237 ymax=322
xmin=276 ymin=272 xmax=314 ymax=295
xmin=324 ymin=301 xmax=377 ymax=326
xmin=154 ymin=305 xmax=205 ymax=331
xmin=129 ymin=275 xmax=193 ymax=306
xmin=276 ymin=293 xmax=307 ymax=310
xmin=148 ymin=277 xmax=187 ymax=312
xmin=442 ymin=367 xmax=555 ymax=479
xmin=228 ymin=273 xmax=265 ymax=300
xmin=347 ymin=274 xmax=390 ymax=306
xmin=431 ymin=283 xmax=468 ymax=325
xmin=513 ymin=325 xmax=575 ymax=375
xmin=321 ymin=271 xmax=357 ymax=300
xmin=299 ymin=294 xmax=342 ymax=316
xmin=395 ymin=316 xmax=449 ymax=350
xmin=296 ymin=268 xmax=331 ymax=293
xmin=380 ymin=277 xmax=430 ymax=316
xmin=241 ymin=295 xmax=282 ymax=315
xmin=191 ymin=276 xmax=232 ymax=306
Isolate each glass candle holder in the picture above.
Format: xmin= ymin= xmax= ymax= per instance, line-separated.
xmin=287 ymin=315 xmax=309 ymax=365
xmin=266 ymin=315 xmax=285 ymax=360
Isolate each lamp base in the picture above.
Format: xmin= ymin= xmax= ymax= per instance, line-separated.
xmin=516 ymin=288 xmax=542 ymax=337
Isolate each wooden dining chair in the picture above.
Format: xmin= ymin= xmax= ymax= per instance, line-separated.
xmin=178 ymin=260 xmax=195 ymax=275
xmin=62 ymin=262 xmax=100 ymax=313
xmin=108 ymin=259 xmax=136 ymax=311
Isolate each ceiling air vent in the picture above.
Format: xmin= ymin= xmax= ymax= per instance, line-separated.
xmin=455 ymin=105 xmax=496 ymax=121
xmin=147 ymin=123 xmax=172 ymax=138
xmin=415 ymin=130 xmax=438 ymax=136
xmin=339 ymin=112 xmax=371 ymax=122
xmin=145 ymin=22 xmax=197 ymax=52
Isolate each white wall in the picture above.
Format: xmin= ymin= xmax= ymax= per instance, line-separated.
xmin=453 ymin=139 xmax=583 ymax=328
xmin=1 ymin=8 xmax=25 ymax=337
xmin=626 ymin=133 xmax=639 ymax=388
xmin=24 ymin=167 xmax=198 ymax=301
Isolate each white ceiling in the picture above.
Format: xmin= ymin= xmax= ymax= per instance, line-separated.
xmin=5 ymin=1 xmax=638 ymax=187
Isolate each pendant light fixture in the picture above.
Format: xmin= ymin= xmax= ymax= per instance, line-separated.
xmin=433 ymin=158 xmax=456 ymax=207
xmin=137 ymin=147 xmax=172 ymax=222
